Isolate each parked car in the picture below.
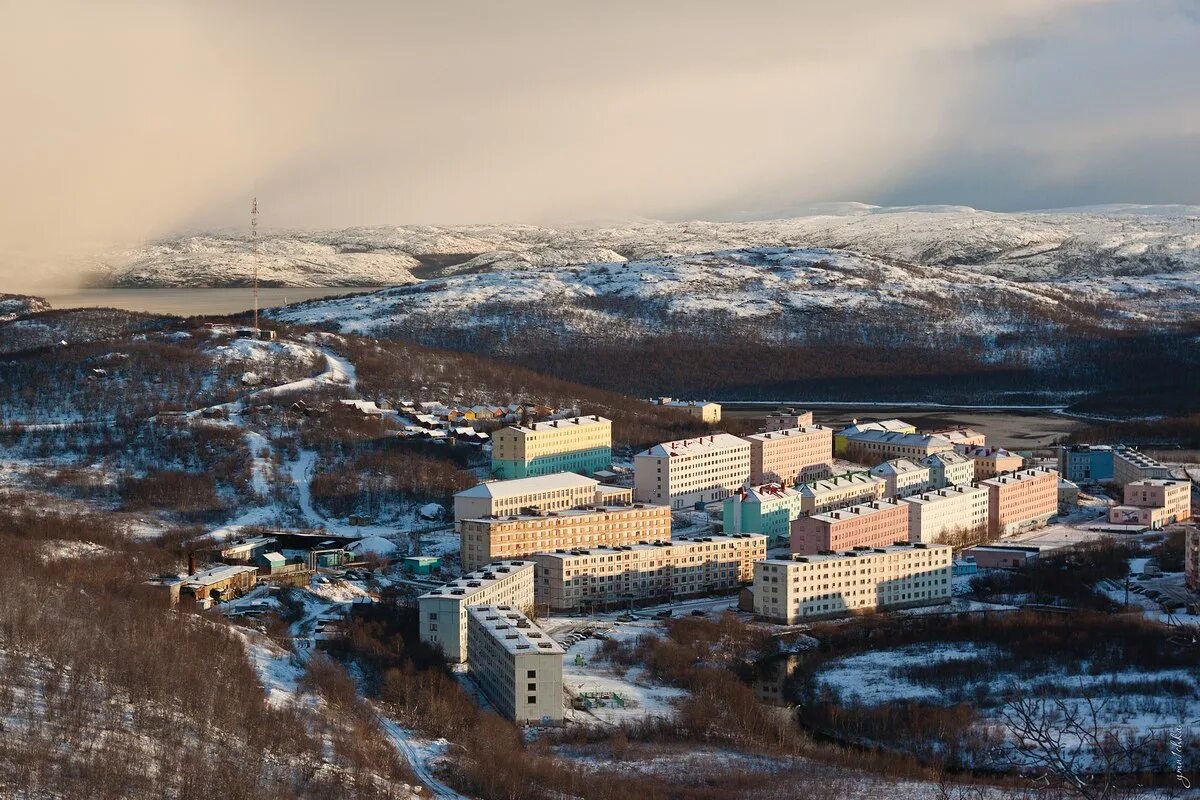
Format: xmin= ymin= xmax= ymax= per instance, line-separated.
xmin=690 ymin=609 xmax=706 ymax=617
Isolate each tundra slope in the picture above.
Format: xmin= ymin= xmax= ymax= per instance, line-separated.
xmin=89 ymin=204 xmax=1200 ymax=288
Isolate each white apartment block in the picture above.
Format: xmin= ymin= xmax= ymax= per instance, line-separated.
xmin=869 ymin=458 xmax=932 ymax=499
xmin=634 ymin=433 xmax=751 ymax=509
xmin=532 ymin=533 xmax=767 ymax=611
xmin=454 ymin=472 xmax=603 ymax=523
xmin=418 ymin=561 xmax=536 ymax=663
xmin=744 ymin=425 xmax=834 ymax=485
xmin=797 ymin=471 xmax=887 ymax=514
xmin=458 ymin=503 xmax=671 ymax=572
xmin=753 ymin=543 xmax=953 ymax=624
xmin=466 ymin=605 xmax=564 ymax=724
xmin=900 ymin=484 xmax=990 ymax=545
xmin=920 ymin=451 xmax=976 ymax=489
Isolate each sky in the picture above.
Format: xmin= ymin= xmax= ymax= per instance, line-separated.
xmin=1 ymin=1 xmax=1199 ymax=287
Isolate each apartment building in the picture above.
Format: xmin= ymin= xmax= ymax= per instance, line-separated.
xmin=745 ymin=425 xmax=833 ymax=485
xmin=1108 ymin=479 xmax=1192 ymax=529
xmin=466 ymin=605 xmax=563 ymax=724
xmin=844 ymin=430 xmax=955 ymax=463
xmin=900 ymin=484 xmax=990 ymax=545
xmin=532 ymin=532 xmax=767 ymax=611
xmin=925 ymin=428 xmax=987 ymax=448
xmin=491 ymin=415 xmax=612 ymax=479
xmin=653 ymin=398 xmax=722 ymax=424
xmin=869 ymin=458 xmax=932 ymax=499
xmin=459 ymin=503 xmax=672 ymax=572
xmin=1185 ymin=526 xmax=1198 ymax=591
xmin=981 ymin=468 xmax=1058 ymax=537
xmin=765 ymin=408 xmax=813 ymax=432
xmin=956 ymin=446 xmax=1024 ymax=480
xmin=753 ymin=543 xmax=953 ymax=623
xmin=1056 ymin=444 xmax=1115 ymax=484
xmin=791 ymin=500 xmax=910 ymax=555
xmin=454 ymin=472 xmax=607 ymax=523
xmin=419 ymin=561 xmax=536 ymax=662
xmin=634 ymin=433 xmax=751 ymax=509
xmin=920 ymin=450 xmax=976 ymax=489
xmin=834 ymin=418 xmax=916 ymax=456
xmin=1112 ymin=448 xmax=1173 ymax=486
xmin=797 ymin=471 xmax=887 ymax=514
xmin=724 ymin=483 xmax=807 ymax=544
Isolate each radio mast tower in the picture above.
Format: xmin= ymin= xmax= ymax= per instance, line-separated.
xmin=251 ymin=197 xmax=260 ymax=335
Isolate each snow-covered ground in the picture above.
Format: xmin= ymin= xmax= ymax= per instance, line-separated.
xmin=562 ymin=637 xmax=687 ymax=726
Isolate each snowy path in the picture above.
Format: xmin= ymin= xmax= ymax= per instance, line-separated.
xmin=375 ymin=713 xmax=467 ymax=800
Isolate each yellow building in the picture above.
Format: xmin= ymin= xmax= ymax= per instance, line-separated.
xmin=491 ymin=415 xmax=612 ymax=479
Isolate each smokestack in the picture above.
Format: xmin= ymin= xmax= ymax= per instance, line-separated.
xmin=187 ymin=552 xmax=196 ymax=576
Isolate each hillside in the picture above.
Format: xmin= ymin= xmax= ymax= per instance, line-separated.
xmin=88 ymin=205 xmax=1200 ymax=288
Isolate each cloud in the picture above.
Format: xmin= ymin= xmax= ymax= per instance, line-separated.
xmin=1 ymin=0 xmax=1195 ymax=289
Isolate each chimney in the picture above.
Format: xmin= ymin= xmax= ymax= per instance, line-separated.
xmin=187 ymin=552 xmax=196 ymax=576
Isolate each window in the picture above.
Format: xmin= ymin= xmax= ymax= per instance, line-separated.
xmin=527 ymin=669 xmax=537 ymax=678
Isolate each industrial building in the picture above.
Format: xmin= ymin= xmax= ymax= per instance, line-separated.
xmin=458 ymin=503 xmax=671 ymax=572
xmin=869 ymin=458 xmax=932 ymax=499
xmin=963 ymin=544 xmax=1041 ymax=569
xmin=490 ymin=415 xmax=612 ymax=479
xmin=453 ymin=472 xmax=629 ymax=523
xmin=531 ymin=532 xmax=766 ymax=611
xmin=466 ymin=605 xmax=564 ymax=724
xmin=900 ymin=484 xmax=990 ymax=545
xmin=418 ymin=561 xmax=536 ymax=662
xmin=723 ymin=483 xmax=807 ymax=544
xmin=634 ymin=433 xmax=751 ymax=509
xmin=753 ymin=543 xmax=953 ymax=623
xmin=744 ymin=424 xmax=833 ymax=485
xmin=981 ymin=468 xmax=1058 ymax=537
xmin=796 ymin=471 xmax=887 ymax=515
xmin=791 ymin=500 xmax=910 ymax=555
xmin=920 ymin=450 xmax=976 ymax=489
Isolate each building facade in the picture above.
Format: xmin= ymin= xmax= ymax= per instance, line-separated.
xmin=491 ymin=415 xmax=612 ymax=479
xmin=1056 ymin=445 xmax=1115 ymax=484
xmin=963 ymin=544 xmax=1040 ymax=569
xmin=956 ymin=446 xmax=1025 ymax=480
xmin=764 ymin=408 xmax=813 ymax=432
xmin=634 ymin=433 xmax=751 ymax=509
xmin=466 ymin=605 xmax=564 ymax=724
xmin=753 ymin=543 xmax=953 ymax=623
xmin=454 ymin=472 xmax=604 ymax=523
xmin=532 ymin=533 xmax=766 ymax=611
xmin=1108 ymin=479 xmax=1192 ymax=529
xmin=982 ymin=468 xmax=1058 ymax=537
xmin=1112 ymin=448 xmax=1173 ymax=486
xmin=900 ymin=484 xmax=990 ymax=545
xmin=418 ymin=561 xmax=536 ymax=662
xmin=834 ymin=419 xmax=916 ymax=456
xmin=844 ymin=430 xmax=955 ymax=463
xmin=745 ymin=425 xmax=834 ymax=485
xmin=925 ymin=428 xmax=987 ymax=448
xmin=920 ymin=451 xmax=976 ymax=489
xmin=459 ymin=503 xmax=672 ymax=572
xmin=869 ymin=458 xmax=932 ymax=499
xmin=723 ymin=483 xmax=807 ymax=544
xmin=654 ymin=398 xmax=722 ymax=423
xmin=791 ymin=500 xmax=910 ymax=555
xmin=796 ymin=472 xmax=887 ymax=515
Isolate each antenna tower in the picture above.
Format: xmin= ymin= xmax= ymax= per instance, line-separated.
xmin=251 ymin=197 xmax=260 ymax=335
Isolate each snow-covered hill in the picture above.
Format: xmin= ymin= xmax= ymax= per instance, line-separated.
xmin=0 ymin=293 xmax=51 ymax=322
xmin=89 ymin=205 xmax=1200 ymax=288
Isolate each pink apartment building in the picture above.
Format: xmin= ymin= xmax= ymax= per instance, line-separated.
xmin=745 ymin=425 xmax=833 ymax=485
xmin=790 ymin=500 xmax=910 ymax=555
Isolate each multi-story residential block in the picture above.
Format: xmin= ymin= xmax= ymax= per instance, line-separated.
xmin=753 ymin=543 xmax=953 ymax=623
xmin=466 ymin=604 xmax=563 ymax=723
xmin=419 ymin=561 xmax=536 ymax=662
xmin=833 ymin=418 xmax=916 ymax=456
xmin=459 ymin=503 xmax=672 ymax=572
xmin=744 ymin=425 xmax=834 ymax=485
xmin=1185 ymin=526 xmax=1198 ymax=591
xmin=634 ymin=433 xmax=751 ymax=509
xmin=765 ymin=408 xmax=814 ymax=432
xmin=491 ymin=415 xmax=612 ymax=479
xmin=1112 ymin=447 xmax=1173 ymax=486
xmin=981 ymin=467 xmax=1058 ymax=537
xmin=920 ymin=450 xmax=975 ymax=489
xmin=791 ymin=500 xmax=910 ymax=555
xmin=869 ymin=458 xmax=932 ymax=499
xmin=925 ymin=428 xmax=987 ymax=448
xmin=1108 ymin=479 xmax=1192 ymax=529
xmin=724 ymin=483 xmax=807 ymax=544
xmin=900 ymin=484 xmax=990 ymax=545
xmin=454 ymin=472 xmax=611 ymax=523
xmin=956 ymin=446 xmax=1024 ymax=480
xmin=532 ymin=532 xmax=766 ymax=611
xmin=653 ymin=397 xmax=722 ymax=423
xmin=797 ymin=471 xmax=887 ymax=515
xmin=844 ymin=430 xmax=955 ymax=463
xmin=1056 ymin=444 xmax=1115 ymax=483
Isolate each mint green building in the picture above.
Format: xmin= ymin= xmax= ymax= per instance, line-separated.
xmin=723 ymin=483 xmax=807 ymax=545
xmin=491 ymin=415 xmax=612 ymax=479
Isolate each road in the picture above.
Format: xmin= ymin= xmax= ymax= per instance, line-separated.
xmin=375 ymin=712 xmax=468 ymax=800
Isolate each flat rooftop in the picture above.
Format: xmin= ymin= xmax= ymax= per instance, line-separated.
xmin=502 ymin=415 xmax=610 ymax=435
xmin=463 ymin=503 xmax=664 ymax=524
xmin=980 ymin=467 xmax=1057 ymax=486
xmin=419 ymin=561 xmax=534 ymax=601
xmin=807 ymin=499 xmax=905 ymax=524
xmin=901 ymin=485 xmax=988 ymax=506
xmin=762 ymin=542 xmax=951 ymax=565
xmin=639 ymin=432 xmax=750 ymax=458
xmin=743 ymin=425 xmax=831 ymax=442
xmin=456 ymin=472 xmax=598 ymax=500
xmin=468 ymin=605 xmax=565 ymax=656
xmin=534 ymin=532 xmax=765 ymax=560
